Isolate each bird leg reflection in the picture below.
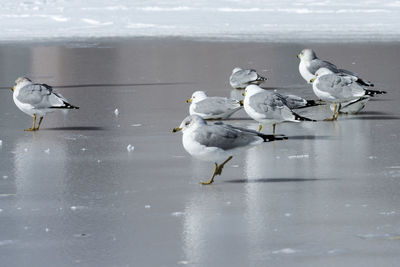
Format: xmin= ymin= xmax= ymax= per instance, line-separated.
xmin=201 ymin=156 xmax=233 ymax=185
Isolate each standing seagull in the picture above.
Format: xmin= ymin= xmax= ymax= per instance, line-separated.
xmin=310 ymin=68 xmax=386 ymax=121
xmin=297 ymin=48 xmax=374 ymax=87
xmin=11 ymin=77 xmax=79 ymax=131
xmin=172 ymin=115 xmax=287 ymax=185
xmin=229 ymin=67 xmax=267 ymax=89
xmin=187 ymin=91 xmax=243 ymax=120
xmin=243 ymin=85 xmax=315 ymax=134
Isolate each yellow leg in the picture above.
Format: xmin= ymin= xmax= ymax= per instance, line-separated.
xmin=272 ymin=123 xmax=276 ymax=135
xmin=324 ymin=103 xmax=337 ymax=121
xmin=36 ymin=117 xmax=44 ymax=130
xmin=201 ymin=156 xmax=233 ymax=185
xmin=334 ymin=103 xmax=342 ymax=120
xmin=258 ymin=125 xmax=262 ymax=132
xmin=25 ymin=114 xmax=37 ymax=131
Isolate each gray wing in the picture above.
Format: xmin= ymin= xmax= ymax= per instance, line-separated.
xmin=249 ymin=91 xmax=287 ymax=113
xmin=193 ymin=123 xmax=260 ymax=150
xmin=317 ymin=74 xmax=365 ymax=98
xmin=230 ymin=69 xmax=262 ymax=85
xmin=338 ymin=68 xmax=358 ymax=77
xmin=193 ymin=97 xmax=240 ymax=115
xmin=308 ymin=59 xmax=338 ymax=75
xmin=16 ymin=83 xmax=69 ymax=108
xmin=249 ymin=91 xmax=295 ymax=120
xmin=16 ymin=84 xmax=52 ymax=105
xmin=281 ymin=94 xmax=307 ymax=109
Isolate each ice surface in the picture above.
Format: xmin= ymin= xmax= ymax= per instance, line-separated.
xmin=0 ymin=40 xmax=399 ymax=267
xmin=0 ymin=0 xmax=400 ymax=42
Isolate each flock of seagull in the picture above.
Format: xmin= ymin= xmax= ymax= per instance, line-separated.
xmin=172 ymin=48 xmax=386 ymax=184
xmin=9 ymin=48 xmax=386 ymax=185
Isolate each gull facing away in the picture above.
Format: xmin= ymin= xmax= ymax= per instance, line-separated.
xmin=243 ymin=85 xmax=315 ymax=135
xmin=310 ymin=68 xmax=386 ymax=121
xmin=187 ymin=91 xmax=243 ymax=120
xmin=297 ymin=48 xmax=374 ymax=87
xmin=11 ymin=77 xmax=79 ymax=131
xmin=172 ymin=115 xmax=287 ymax=185
xmin=229 ymin=67 xmax=267 ymax=89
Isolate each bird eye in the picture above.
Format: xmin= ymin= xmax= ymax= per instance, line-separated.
xmin=185 ymin=121 xmax=190 ymax=126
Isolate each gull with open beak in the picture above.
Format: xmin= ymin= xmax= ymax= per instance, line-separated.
xmin=172 ymin=115 xmax=287 ymax=185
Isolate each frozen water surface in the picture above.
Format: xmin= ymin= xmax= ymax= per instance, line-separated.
xmin=0 ymin=40 xmax=399 ymax=266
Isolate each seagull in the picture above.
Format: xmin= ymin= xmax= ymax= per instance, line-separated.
xmin=11 ymin=77 xmax=79 ymax=131
xmin=243 ymin=85 xmax=315 ymax=134
xmin=172 ymin=115 xmax=287 ymax=185
xmin=297 ymin=48 xmax=374 ymax=87
xmin=280 ymin=94 xmax=323 ymax=110
xmin=310 ymin=68 xmax=386 ymax=120
xmin=187 ymin=91 xmax=243 ymax=120
xmin=229 ymin=67 xmax=267 ymax=89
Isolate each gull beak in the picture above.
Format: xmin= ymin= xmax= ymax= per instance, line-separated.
xmin=172 ymin=127 xmax=182 ymax=133
xmin=310 ymin=78 xmax=316 ymax=83
xmin=186 ymin=98 xmax=192 ymax=103
xmin=242 ymin=91 xmax=246 ymax=96
xmin=10 ymin=86 xmax=14 ymax=92
xmin=297 ymin=54 xmax=300 ymax=58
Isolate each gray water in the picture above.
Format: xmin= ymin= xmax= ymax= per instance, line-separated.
xmin=0 ymin=40 xmax=399 ymax=266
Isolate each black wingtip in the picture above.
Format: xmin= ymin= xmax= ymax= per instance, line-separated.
xmin=259 ymin=134 xmax=288 ymax=142
xmin=357 ymin=78 xmax=374 ymax=87
xmin=365 ymin=89 xmax=387 ymax=96
xmin=294 ymin=113 xmax=316 ymax=122
xmin=305 ymin=100 xmax=324 ymax=107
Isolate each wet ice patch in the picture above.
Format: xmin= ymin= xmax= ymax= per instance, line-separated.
xmin=0 ymin=240 xmax=15 ymax=246
xmin=357 ymin=233 xmax=391 ymax=240
xmin=70 ymin=205 xmax=87 ymax=211
xmin=272 ymin=248 xmax=298 ymax=254
xmin=171 ymin=211 xmax=185 ymax=217
xmin=379 ymin=211 xmax=396 ymax=216
xmin=126 ymin=144 xmax=135 ymax=152
xmin=288 ymin=154 xmax=309 ymax=159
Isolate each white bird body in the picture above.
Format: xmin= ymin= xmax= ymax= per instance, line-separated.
xmin=188 ymin=91 xmax=242 ymax=120
xmin=299 ymin=60 xmax=316 ymax=84
xmin=12 ymin=77 xmax=79 ymax=130
xmin=173 ymin=115 xmax=287 ymax=184
xmin=312 ymin=68 xmax=366 ymax=104
xmin=229 ymin=67 xmax=267 ymax=89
